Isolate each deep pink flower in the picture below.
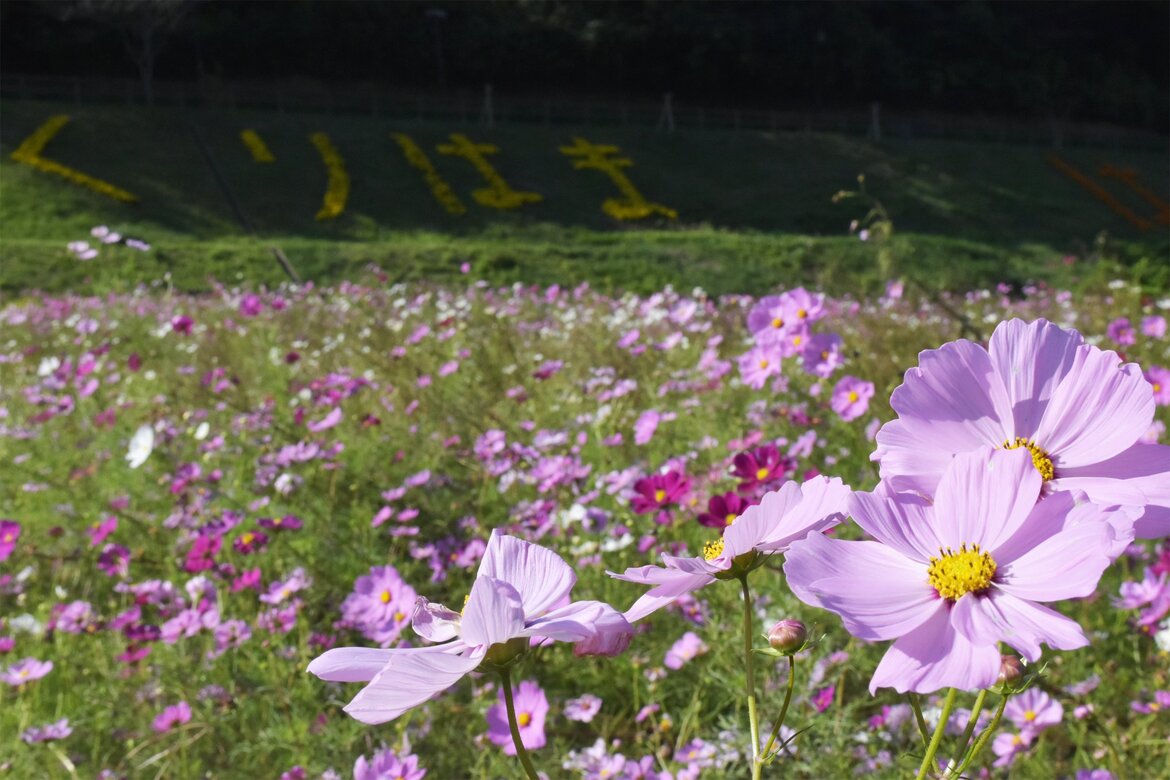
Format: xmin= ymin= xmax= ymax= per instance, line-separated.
xmin=696 ymin=491 xmax=755 ymax=529
xmin=630 ymin=471 xmax=692 ymax=519
xmin=612 ymin=476 xmax=849 ymax=622
xmin=873 ymin=319 xmax=1168 ymax=539
xmin=485 ymin=680 xmax=548 ymax=755
xmin=830 ymin=376 xmax=874 ymax=422
xmin=785 ymin=448 xmax=1120 ymax=694
xmin=152 ymin=701 xmax=192 ymax=732
xmin=171 ymin=315 xmax=194 ymax=334
xmin=731 ymin=444 xmax=793 ymax=492
xmin=308 ymin=531 xmax=631 ymax=724
xmin=239 ymin=294 xmax=263 ymax=317
xmin=232 ymin=530 xmax=268 ymax=555
xmin=86 ymin=516 xmax=117 ymax=546
xmin=97 ymin=544 xmax=131 ymax=578
xmin=0 ymin=520 xmax=20 ymax=562
xmin=258 ymin=515 xmax=303 ymax=532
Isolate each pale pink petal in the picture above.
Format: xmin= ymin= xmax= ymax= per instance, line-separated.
xmin=847 ymin=489 xmax=939 ymax=562
xmin=755 ymin=476 xmax=851 ymax=552
xmin=988 ymin=319 xmax=1083 ymax=438
xmin=869 ymin=604 xmax=1000 ymax=694
xmin=932 ymin=448 xmax=1040 ymax=551
xmin=989 ymin=490 xmax=1080 ymax=564
xmin=1035 ymin=350 xmax=1153 ymax=468
xmin=996 ymin=522 xmax=1113 ymax=602
xmin=1058 ymin=442 xmax=1170 ymax=540
xmin=307 ymin=646 xmax=397 ymax=682
xmin=520 ymin=600 xmax=631 ymax=643
xmin=343 ymin=647 xmax=480 ymax=724
xmin=478 ymin=530 xmax=575 ymax=618
xmin=460 ymin=576 xmax=526 ymax=649
xmin=880 ymin=339 xmax=1013 ymax=457
xmin=952 ymin=590 xmax=1088 ymax=662
xmin=784 ymin=532 xmax=936 ymax=641
xmin=872 ymin=419 xmax=953 ymax=495
xmin=1135 ymin=505 xmax=1170 ymax=540
xmin=723 ymin=481 xmax=802 ymax=557
xmin=610 ymin=565 xmax=713 ymax=623
xmin=411 ymin=598 xmax=461 ymax=643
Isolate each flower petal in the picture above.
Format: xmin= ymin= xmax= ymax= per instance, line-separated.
xmin=988 ymin=318 xmax=1083 ymax=438
xmin=1034 ymin=349 xmax=1153 ymax=468
xmin=847 ymin=489 xmax=939 ymax=562
xmin=871 ymin=419 xmax=954 ymax=495
xmin=784 ymin=532 xmax=937 ymax=640
xmin=460 ymin=576 xmax=526 ymax=649
xmin=478 ymin=530 xmax=576 ymax=618
xmin=411 ymin=598 xmax=462 ymax=643
xmin=932 ymin=448 xmax=1040 ymax=551
xmin=609 ymin=565 xmax=713 ymax=623
xmin=996 ymin=521 xmax=1113 ymax=602
xmin=520 ymin=600 xmax=632 ymax=644
xmin=307 ymin=646 xmax=397 ymax=682
xmin=343 ymin=647 xmax=480 ymax=724
xmin=755 ymin=476 xmax=851 ymax=552
xmin=869 ymin=604 xmax=1000 ymax=694
xmin=951 ymin=590 xmax=1087 ymax=662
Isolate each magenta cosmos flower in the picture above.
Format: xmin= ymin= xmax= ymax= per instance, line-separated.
xmin=785 ymin=448 xmax=1120 ymax=694
xmin=873 ymin=318 xmax=1168 ymax=538
xmin=0 ymin=520 xmax=20 ymax=562
xmin=611 ymin=476 xmax=850 ymax=622
xmin=307 ymin=531 xmax=631 ymax=724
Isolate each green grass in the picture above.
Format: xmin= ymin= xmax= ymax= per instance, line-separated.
xmin=1 ymin=100 xmax=1167 ymax=296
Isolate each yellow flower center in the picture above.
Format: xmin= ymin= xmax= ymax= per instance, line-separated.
xmin=724 ymin=512 xmax=737 ymax=525
xmin=771 ymin=317 xmax=783 ymax=329
xmin=792 ymin=336 xmax=803 ymax=347
xmin=1012 ymin=734 xmax=1024 ymax=746
xmin=847 ymin=391 xmax=859 ymax=403
xmin=703 ymin=538 xmax=725 ymax=560
xmin=654 ymin=489 xmax=666 ymax=503
xmin=18 ymin=669 xmax=29 ymax=678
xmin=394 ymin=611 xmax=405 ymax=621
xmin=758 ymin=359 xmax=769 ymax=369
xmin=272 ymin=517 xmax=283 ymax=525
xmin=380 ymin=590 xmax=392 ymax=604
xmin=518 ymin=712 xmax=532 ymax=727
xmin=1002 ymin=437 xmax=1055 ymax=481
xmin=821 ymin=350 xmax=830 ymax=360
xmin=1154 ymin=383 xmax=1162 ymax=393
xmin=927 ymin=544 xmax=997 ymax=600
xmin=1024 ymin=710 xmax=1036 ymax=721
xmin=755 ymin=467 xmax=769 ymax=480
xmin=241 ymin=532 xmax=255 ymax=545
xmin=797 ymin=308 xmax=808 ymax=319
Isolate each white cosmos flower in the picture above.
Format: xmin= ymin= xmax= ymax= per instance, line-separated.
xmin=126 ymin=424 xmax=155 ymax=468
xmin=193 ymin=422 xmax=210 ymax=440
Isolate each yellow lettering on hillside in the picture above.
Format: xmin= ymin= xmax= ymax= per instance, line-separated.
xmin=559 ymin=137 xmax=676 ymax=221
xmin=10 ymin=115 xmax=137 ymax=203
xmin=436 ymin=133 xmax=541 ymax=210
xmin=309 ymin=133 xmax=348 ymax=221
xmin=392 ymin=133 xmax=467 ymax=216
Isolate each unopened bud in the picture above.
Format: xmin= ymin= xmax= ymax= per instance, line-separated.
xmin=997 ymin=655 xmax=1023 ymax=686
xmin=767 ymin=619 xmax=807 ymax=654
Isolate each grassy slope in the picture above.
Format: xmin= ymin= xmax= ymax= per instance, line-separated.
xmin=1 ymin=100 xmax=1167 ymax=296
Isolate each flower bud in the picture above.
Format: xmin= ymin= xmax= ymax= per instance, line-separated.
xmin=767 ymin=619 xmax=807 ymax=654
xmin=997 ymin=655 xmax=1023 ymax=686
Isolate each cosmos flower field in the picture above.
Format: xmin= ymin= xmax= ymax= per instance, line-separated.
xmin=1 ymin=265 xmax=1169 ymax=779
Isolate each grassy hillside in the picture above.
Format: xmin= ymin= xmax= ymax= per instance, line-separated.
xmin=1 ymin=100 xmax=1166 ymax=295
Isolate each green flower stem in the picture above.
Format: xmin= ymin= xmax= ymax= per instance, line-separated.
xmin=916 ymin=688 xmax=957 ymax=780
xmin=950 ymin=688 xmax=988 ymax=773
xmin=499 ymin=667 xmax=540 ymax=780
xmin=954 ymin=693 xmax=1009 ymax=777
xmin=908 ymin=693 xmax=930 ymax=747
xmin=740 ymin=576 xmax=762 ymax=780
xmin=760 ymin=653 xmax=797 ymax=762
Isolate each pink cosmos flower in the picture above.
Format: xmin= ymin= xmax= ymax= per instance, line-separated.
xmin=171 ymin=315 xmax=194 ymax=334
xmin=86 ymin=516 xmax=117 ymax=546
xmin=564 ymin=693 xmax=602 ymax=722
xmin=152 ymin=701 xmax=192 ymax=732
xmin=340 ymin=565 xmax=418 ymax=647
xmin=737 ymin=345 xmax=783 ymax=390
xmin=731 ymin=444 xmax=793 ymax=492
xmin=664 ymin=631 xmax=708 ymax=669
xmin=630 ymin=471 xmax=692 ymax=522
xmin=0 ymin=520 xmax=20 ymax=562
xmin=830 ymin=376 xmax=874 ymax=422
xmin=872 ymin=319 xmax=1169 ymax=539
xmin=353 ymin=747 xmax=427 ymax=780
xmin=611 ymin=476 xmax=850 ymax=622
xmin=785 ymin=448 xmax=1119 ymax=694
xmin=307 ymin=531 xmax=631 ymax=724
xmin=1142 ymin=315 xmax=1167 ymax=339
xmin=801 ymin=332 xmax=844 ymax=378
xmin=1005 ymin=688 xmax=1063 ymax=732
xmin=1106 ymin=317 xmax=1136 ymax=346
xmin=485 ymin=679 xmax=548 ymax=755
xmin=1146 ymin=366 xmax=1170 ymax=406
xmin=633 ymin=410 xmax=661 ymax=445
xmin=2 ymin=657 xmax=53 ymax=686
xmin=21 ymin=718 xmax=72 ymax=744
xmin=992 ymin=730 xmax=1033 ymax=768
xmin=696 ymin=491 xmax=755 ymax=529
